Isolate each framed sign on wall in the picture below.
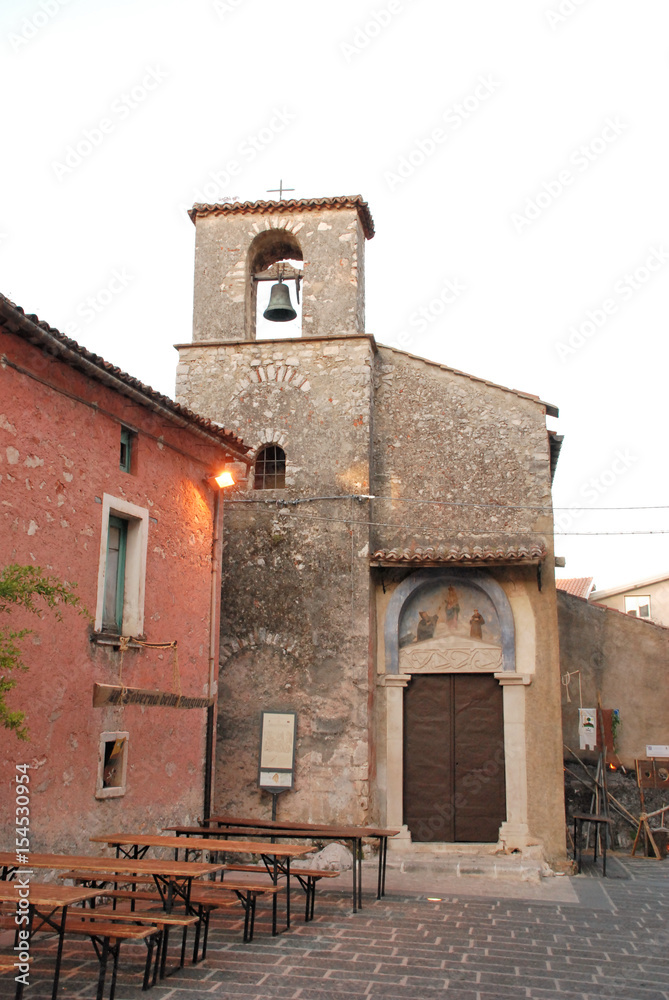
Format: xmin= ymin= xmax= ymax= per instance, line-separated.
xmin=258 ymin=711 xmax=297 ymax=793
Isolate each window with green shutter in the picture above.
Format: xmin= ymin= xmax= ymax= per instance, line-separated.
xmin=103 ymin=515 xmax=127 ymax=632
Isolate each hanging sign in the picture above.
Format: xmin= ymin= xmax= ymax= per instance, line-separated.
xmin=578 ymin=708 xmax=597 ymax=750
xmin=93 ymin=683 xmax=213 ymax=710
xmin=258 ymin=711 xmax=297 ymax=791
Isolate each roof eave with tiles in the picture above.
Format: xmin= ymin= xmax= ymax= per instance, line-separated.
xmin=371 ymin=541 xmax=548 ymax=566
xmin=188 ymin=195 xmax=375 ymax=240
xmin=0 ymin=294 xmax=250 ymax=459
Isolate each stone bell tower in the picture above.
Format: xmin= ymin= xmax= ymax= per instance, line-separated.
xmin=176 ymin=196 xmax=378 ymax=826
xmin=189 ymin=195 xmax=374 ymax=342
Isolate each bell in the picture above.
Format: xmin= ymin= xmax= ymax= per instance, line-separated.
xmin=263 ymin=280 xmax=297 ymax=323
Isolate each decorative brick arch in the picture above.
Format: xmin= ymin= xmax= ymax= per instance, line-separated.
xmin=246 ymin=429 xmax=288 ymax=459
xmin=233 ymin=365 xmax=311 ymax=399
xmin=219 ymin=630 xmax=299 ymax=665
xmin=249 ymin=217 xmax=306 ymax=236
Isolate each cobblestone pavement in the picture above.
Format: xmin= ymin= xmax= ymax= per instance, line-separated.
xmin=2 ymin=854 xmax=668 ymax=1000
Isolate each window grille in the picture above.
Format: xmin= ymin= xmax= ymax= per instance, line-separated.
xmin=254 ymin=445 xmax=286 ymax=490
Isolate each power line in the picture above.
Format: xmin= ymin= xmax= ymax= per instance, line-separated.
xmin=224 ymin=501 xmax=669 ymax=537
xmin=226 ymin=493 xmax=669 ymax=513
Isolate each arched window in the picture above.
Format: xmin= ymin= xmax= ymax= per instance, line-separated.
xmin=254 ymin=445 xmax=286 ymax=490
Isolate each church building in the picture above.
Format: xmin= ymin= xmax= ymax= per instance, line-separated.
xmin=175 ymin=194 xmax=567 ymax=863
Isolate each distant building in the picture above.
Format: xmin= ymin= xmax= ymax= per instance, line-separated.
xmin=590 ymin=573 xmax=669 ymax=626
xmin=0 ymin=295 xmax=249 ymax=853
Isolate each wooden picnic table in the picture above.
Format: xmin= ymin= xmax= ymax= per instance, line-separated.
xmin=0 ymin=852 xmax=224 ymax=915
xmin=0 ymin=851 xmax=226 ymax=997
xmin=166 ymin=816 xmax=400 ymax=912
xmin=90 ymin=833 xmax=315 ymax=933
xmin=0 ymin=881 xmax=100 ymax=1000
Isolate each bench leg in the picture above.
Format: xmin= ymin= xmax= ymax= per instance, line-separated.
xmin=179 ymin=923 xmax=188 ymax=968
xmin=200 ymin=908 xmax=211 ymax=961
xmin=108 ymin=940 xmax=122 ymax=1000
xmin=192 ymin=905 xmax=203 ymax=963
xmin=142 ymin=932 xmax=161 ymax=990
xmin=303 ymin=878 xmax=317 ymax=922
xmin=159 ymin=926 xmax=170 ymax=979
xmin=50 ymin=906 xmax=68 ymax=1000
xmin=96 ymin=937 xmax=110 ymax=1000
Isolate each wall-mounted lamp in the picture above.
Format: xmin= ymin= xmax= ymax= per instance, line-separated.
xmin=207 ymin=470 xmax=235 ymax=489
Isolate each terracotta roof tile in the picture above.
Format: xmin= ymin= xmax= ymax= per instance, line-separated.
xmin=371 ymin=541 xmax=547 ymax=565
xmin=0 ymin=295 xmax=250 ymax=457
xmin=556 ymin=577 xmax=594 ymax=599
xmin=188 ymin=195 xmax=375 ymax=240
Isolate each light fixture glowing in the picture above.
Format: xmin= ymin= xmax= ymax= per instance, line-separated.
xmin=427 ymin=897 xmax=442 ymax=902
xmin=213 ymin=471 xmax=235 ymax=488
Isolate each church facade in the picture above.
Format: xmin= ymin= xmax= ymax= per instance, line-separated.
xmin=175 ymin=195 xmax=567 ymax=862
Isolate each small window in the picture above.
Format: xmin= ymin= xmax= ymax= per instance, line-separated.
xmin=120 ymin=427 xmax=136 ymax=473
xmin=625 ymin=595 xmax=651 ymax=619
xmin=103 ymin=516 xmax=127 ymax=632
xmin=96 ymin=731 xmax=129 ymax=799
xmin=254 ymin=445 xmax=286 ymax=490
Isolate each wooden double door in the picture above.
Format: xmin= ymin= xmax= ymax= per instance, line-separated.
xmin=403 ymin=673 xmax=506 ymax=843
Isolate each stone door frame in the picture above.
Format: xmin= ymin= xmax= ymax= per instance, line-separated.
xmin=380 ymin=569 xmax=532 ymax=851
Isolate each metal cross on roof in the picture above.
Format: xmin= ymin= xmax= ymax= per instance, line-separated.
xmin=267 ymin=180 xmax=295 ymax=201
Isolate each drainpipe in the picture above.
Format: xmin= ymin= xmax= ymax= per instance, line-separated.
xmin=204 ymin=488 xmax=223 ymax=821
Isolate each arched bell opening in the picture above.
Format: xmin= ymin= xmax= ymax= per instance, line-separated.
xmin=247 ymin=229 xmax=303 ymax=340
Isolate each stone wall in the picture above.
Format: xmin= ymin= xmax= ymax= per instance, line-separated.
xmin=177 ymin=335 xmax=376 ymax=823
xmin=371 ymin=347 xmax=555 ymax=551
xmin=558 ymin=591 xmax=669 ymax=766
xmin=564 ymin=762 xmax=666 ymax=852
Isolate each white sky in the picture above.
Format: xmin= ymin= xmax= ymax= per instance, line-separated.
xmin=1 ymin=0 xmax=668 ymax=591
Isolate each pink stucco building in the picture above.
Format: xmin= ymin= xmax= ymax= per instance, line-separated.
xmin=0 ymin=295 xmax=249 ymax=852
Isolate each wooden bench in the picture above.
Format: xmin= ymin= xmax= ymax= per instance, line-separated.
xmin=59 ymin=870 xmax=155 ymax=889
xmin=59 ymin=873 xmax=219 ymax=970
xmin=99 ymin=889 xmax=164 ymax=909
xmin=60 ymin=915 xmax=162 ymax=997
xmin=88 ymin=906 xmax=201 ymax=976
xmin=66 ymin=882 xmax=216 ymax=967
xmin=99 ymin=889 xmax=240 ymax=962
xmin=189 ymin=880 xmax=283 ymax=943
xmin=225 ymin=864 xmax=340 ymax=921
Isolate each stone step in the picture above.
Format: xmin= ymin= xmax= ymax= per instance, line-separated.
xmin=362 ymin=851 xmax=549 ymax=882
